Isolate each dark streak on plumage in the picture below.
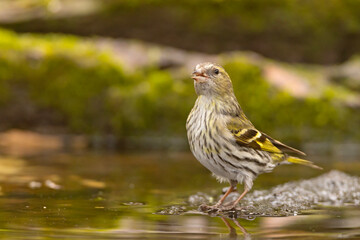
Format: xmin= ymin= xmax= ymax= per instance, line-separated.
xmin=217 ymin=158 xmax=228 ymax=172
xmin=241 ymin=157 xmax=267 ymax=167
xmin=221 ymin=158 xmax=238 ymax=169
xmin=224 ymin=151 xmax=267 ymax=167
xmin=222 ymin=143 xmax=231 ymax=152
xmin=240 ymin=129 xmax=258 ymax=139
xmin=257 ymin=133 xmax=267 ymax=143
xmin=242 ymin=165 xmax=257 ymax=176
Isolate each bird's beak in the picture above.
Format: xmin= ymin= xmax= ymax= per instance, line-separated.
xmin=191 ymin=70 xmax=208 ymax=83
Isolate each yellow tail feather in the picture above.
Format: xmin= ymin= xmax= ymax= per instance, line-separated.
xmin=287 ymin=157 xmax=323 ymax=170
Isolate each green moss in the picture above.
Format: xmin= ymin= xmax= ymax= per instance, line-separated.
xmin=0 ymin=28 xmax=359 ymax=142
xmin=0 ymin=28 xmax=195 ymax=135
xmin=105 ymin=68 xmax=195 ymax=135
xmin=0 ymin=28 xmax=126 ymax=132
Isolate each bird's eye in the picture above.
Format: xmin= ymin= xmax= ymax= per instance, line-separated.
xmin=214 ymin=68 xmax=219 ymax=75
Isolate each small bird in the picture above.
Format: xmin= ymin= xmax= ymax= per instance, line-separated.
xmin=186 ymin=62 xmax=321 ymax=211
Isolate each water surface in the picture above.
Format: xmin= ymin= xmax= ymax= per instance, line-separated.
xmin=0 ymin=151 xmax=359 ymax=239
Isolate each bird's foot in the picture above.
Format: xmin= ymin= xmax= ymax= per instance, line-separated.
xmin=220 ymin=200 xmax=242 ymax=211
xmin=199 ymin=203 xmax=241 ymax=213
xmin=221 ymin=204 xmax=242 ymax=211
xmin=199 ymin=203 xmax=222 ymax=213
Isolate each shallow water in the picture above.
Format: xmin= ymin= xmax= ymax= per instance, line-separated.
xmin=0 ymin=151 xmax=359 ymax=239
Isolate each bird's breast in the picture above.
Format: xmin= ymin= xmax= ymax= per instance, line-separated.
xmin=186 ymin=101 xmax=228 ymax=162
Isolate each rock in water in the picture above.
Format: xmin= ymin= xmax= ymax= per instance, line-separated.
xmin=189 ymin=170 xmax=360 ymax=217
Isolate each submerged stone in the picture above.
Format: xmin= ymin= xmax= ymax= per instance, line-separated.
xmin=188 ymin=170 xmax=360 ymax=217
xmin=156 ymin=205 xmax=186 ymax=215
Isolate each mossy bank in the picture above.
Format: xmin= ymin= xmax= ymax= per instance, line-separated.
xmin=0 ymin=28 xmax=359 ymax=148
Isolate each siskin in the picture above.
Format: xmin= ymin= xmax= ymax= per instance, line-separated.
xmin=186 ymin=62 xmax=321 ymax=211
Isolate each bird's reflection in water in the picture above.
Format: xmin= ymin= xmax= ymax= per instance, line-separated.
xmin=221 ymin=216 xmax=252 ymax=240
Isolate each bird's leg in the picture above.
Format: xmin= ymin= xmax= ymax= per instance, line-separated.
xmin=225 ymin=187 xmax=249 ymax=210
xmin=213 ymin=185 xmax=236 ymax=208
xmin=199 ymin=181 xmax=237 ymax=212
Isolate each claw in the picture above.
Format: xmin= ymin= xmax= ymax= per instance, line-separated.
xmin=199 ymin=203 xmax=242 ymax=213
xmin=221 ymin=204 xmax=242 ymax=211
xmin=199 ymin=204 xmax=221 ymax=213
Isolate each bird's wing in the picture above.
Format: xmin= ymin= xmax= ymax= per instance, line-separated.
xmin=226 ymin=118 xmax=306 ymax=156
xmin=260 ymin=132 xmax=306 ymax=156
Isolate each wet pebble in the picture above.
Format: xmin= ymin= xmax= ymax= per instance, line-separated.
xmin=188 ymin=192 xmax=213 ymax=206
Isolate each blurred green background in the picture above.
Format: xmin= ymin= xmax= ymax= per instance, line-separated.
xmin=1 ymin=0 xmax=360 ymax=151
xmin=0 ymin=1 xmax=360 ymax=238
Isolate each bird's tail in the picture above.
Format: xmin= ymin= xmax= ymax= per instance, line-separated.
xmin=287 ymin=156 xmax=323 ymax=170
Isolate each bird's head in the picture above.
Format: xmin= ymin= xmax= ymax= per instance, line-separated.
xmin=191 ymin=62 xmax=233 ymax=97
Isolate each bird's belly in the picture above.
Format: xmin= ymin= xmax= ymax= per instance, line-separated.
xmin=188 ymin=123 xmax=236 ymax=180
xmin=190 ymin=132 xmax=276 ymax=181
xmin=192 ymin=147 xmax=236 ymax=179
